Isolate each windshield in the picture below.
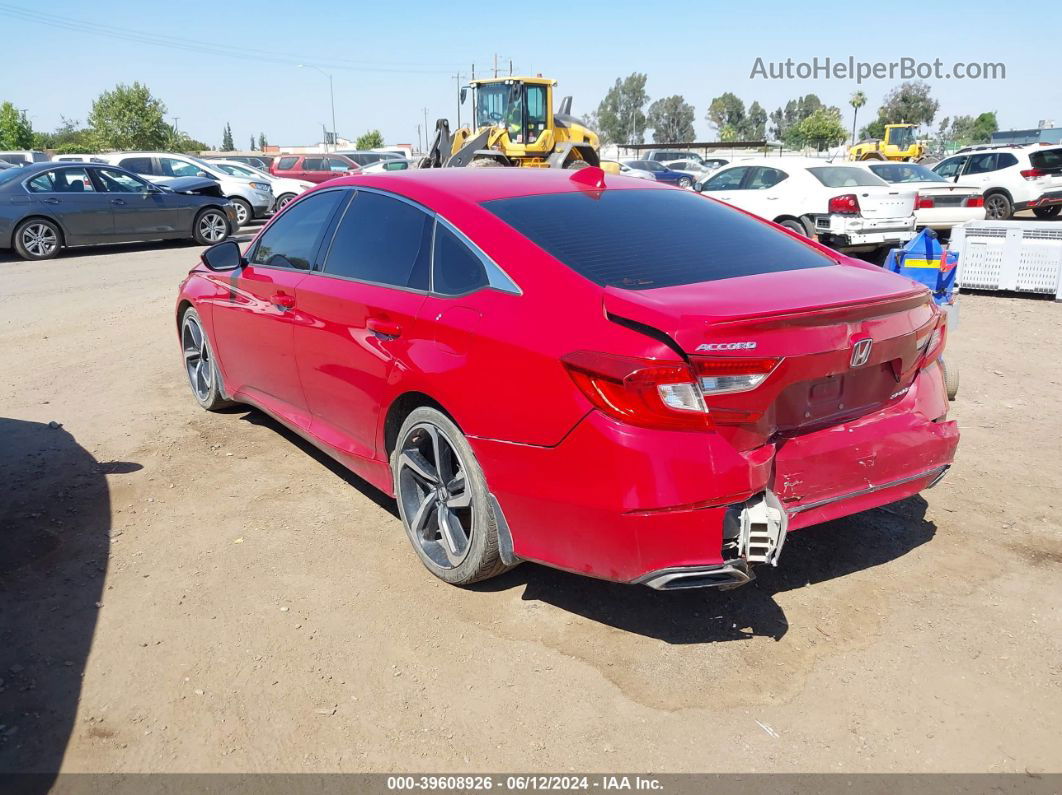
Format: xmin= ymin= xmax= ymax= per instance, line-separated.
xmin=483 ymin=189 xmax=832 ymax=290
xmin=888 ymin=126 xmax=916 ymax=149
xmin=868 ymin=163 xmax=947 ymax=183
xmin=808 ymin=166 xmax=887 ymax=188
xmin=475 ymin=83 xmax=513 ymax=128
xmin=218 ymin=163 xmax=259 ymax=178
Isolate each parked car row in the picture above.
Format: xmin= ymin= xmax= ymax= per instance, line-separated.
xmin=930 ymin=143 xmax=1062 ymax=220
xmin=0 ymin=161 xmax=239 ymax=260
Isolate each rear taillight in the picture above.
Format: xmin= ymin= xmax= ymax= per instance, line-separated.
xmin=562 ymin=351 xmax=707 ymax=430
xmin=828 ymin=193 xmax=860 ymax=215
xmin=921 ymin=319 xmax=947 ymax=364
xmin=692 ymin=357 xmax=780 ymax=395
xmin=561 ymin=352 xmax=780 ymax=430
xmin=964 ymin=195 xmax=984 ymax=208
xmin=916 ymin=194 xmax=935 ymax=209
xmin=1020 ymin=168 xmax=1045 ymax=180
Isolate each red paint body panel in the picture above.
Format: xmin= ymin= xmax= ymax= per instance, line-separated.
xmin=176 ymin=169 xmax=960 ymax=586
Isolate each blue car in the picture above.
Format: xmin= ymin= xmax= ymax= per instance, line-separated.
xmin=622 ymin=159 xmax=693 ymax=187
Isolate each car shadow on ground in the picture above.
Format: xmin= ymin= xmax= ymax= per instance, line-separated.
xmin=0 ymin=418 xmax=140 ymax=786
xmin=473 ymin=496 xmax=936 ymax=645
xmin=232 ymin=407 xmax=935 ymax=646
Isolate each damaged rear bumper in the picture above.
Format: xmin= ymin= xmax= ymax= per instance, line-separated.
xmin=470 ymin=365 xmax=958 ymax=589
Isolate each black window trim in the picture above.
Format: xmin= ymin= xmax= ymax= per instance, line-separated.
xmin=245 ymin=186 xmax=350 ymax=272
xmin=305 ymin=184 xmax=521 ymax=298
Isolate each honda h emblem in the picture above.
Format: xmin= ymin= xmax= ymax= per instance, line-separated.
xmin=850 ymin=338 xmax=873 ymax=368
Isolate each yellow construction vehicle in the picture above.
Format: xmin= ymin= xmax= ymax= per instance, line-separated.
xmin=849 ymin=123 xmax=926 ymax=161
xmin=418 ymin=76 xmax=607 ymax=170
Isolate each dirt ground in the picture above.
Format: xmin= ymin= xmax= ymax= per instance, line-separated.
xmin=1 ymin=235 xmax=1060 ymax=775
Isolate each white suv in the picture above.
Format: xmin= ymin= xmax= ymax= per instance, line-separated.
xmin=699 ymin=158 xmax=916 ymax=252
xmin=98 ymin=152 xmax=274 ymax=225
xmin=931 ymin=144 xmax=1062 ymax=220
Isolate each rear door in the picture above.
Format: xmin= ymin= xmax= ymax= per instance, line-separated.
xmin=209 ymin=188 xmax=347 ymax=425
xmin=301 ymin=157 xmax=330 ymax=183
xmin=293 ymin=189 xmax=432 ymax=460
xmin=732 ymin=166 xmax=789 ymax=220
xmin=25 ymin=167 xmax=114 ymax=243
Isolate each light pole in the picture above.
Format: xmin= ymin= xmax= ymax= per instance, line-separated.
xmin=299 ymin=64 xmax=336 ymax=152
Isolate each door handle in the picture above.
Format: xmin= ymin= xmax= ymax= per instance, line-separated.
xmin=111 ymin=199 xmax=127 ymax=206
xmin=367 ymin=318 xmax=402 ymax=338
xmin=270 ymin=292 xmax=296 ymax=310
xmin=43 ymin=197 xmax=60 ymax=205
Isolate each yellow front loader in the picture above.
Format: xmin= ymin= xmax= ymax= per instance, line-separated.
xmin=849 ymin=123 xmax=926 ymax=161
xmin=418 ymin=76 xmax=608 ymax=170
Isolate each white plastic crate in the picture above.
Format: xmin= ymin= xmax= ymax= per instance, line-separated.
xmin=950 ymin=220 xmax=1062 ymax=300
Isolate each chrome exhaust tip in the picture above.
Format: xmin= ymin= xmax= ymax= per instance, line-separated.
xmin=637 ymin=561 xmax=754 ymax=591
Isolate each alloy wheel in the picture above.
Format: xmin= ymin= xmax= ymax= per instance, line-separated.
xmin=198 ymin=212 xmax=228 ymax=243
xmin=234 ymin=202 xmax=250 ymax=225
xmin=22 ymin=223 xmax=58 ymax=258
xmin=985 ymin=195 xmax=1009 ymax=220
xmin=182 ymin=314 xmax=213 ymax=402
xmin=396 ymin=422 xmax=474 ymax=569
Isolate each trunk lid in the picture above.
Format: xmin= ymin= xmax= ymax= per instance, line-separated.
xmin=841 ymin=186 xmax=916 ymax=219
xmin=604 ymin=264 xmax=937 ymax=449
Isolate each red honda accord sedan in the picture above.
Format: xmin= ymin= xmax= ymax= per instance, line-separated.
xmin=175 ymin=167 xmax=958 ymax=590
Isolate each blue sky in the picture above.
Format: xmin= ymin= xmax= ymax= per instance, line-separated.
xmin=0 ymin=0 xmax=1056 ymax=149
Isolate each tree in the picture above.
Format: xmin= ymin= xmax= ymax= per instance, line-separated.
xmin=221 ymin=122 xmax=234 ymax=151
xmin=849 ymin=91 xmax=866 ymax=144
xmin=88 ymin=82 xmax=168 ymax=150
xmin=791 ymin=107 xmax=848 ymax=151
xmin=249 ymin=135 xmax=255 ymax=151
xmin=947 ymin=112 xmax=998 ymax=146
xmin=0 ymin=101 xmax=34 ymax=149
xmin=355 ymin=129 xmax=385 ymax=150
xmin=594 ymin=73 xmax=649 ymax=146
xmin=706 ymin=92 xmax=745 ymax=140
xmin=860 ymin=118 xmax=886 ymax=140
xmin=872 ymin=81 xmax=939 ymax=133
xmin=745 ymin=101 xmax=767 ymax=140
xmin=258 ymin=132 xmax=268 ymax=150
xmin=770 ymin=94 xmax=824 ymax=144
xmin=646 ymin=95 xmax=695 ymax=143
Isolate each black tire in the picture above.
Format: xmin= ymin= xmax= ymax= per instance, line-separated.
xmin=984 ymin=192 xmax=1012 ymax=221
xmin=468 ymin=157 xmax=503 ymax=168
xmin=677 ymin=176 xmax=693 ymax=188
xmin=275 ymin=193 xmax=297 ymax=211
xmin=564 ymin=159 xmax=590 ymax=170
xmin=391 ymin=407 xmax=512 ymax=586
xmin=180 ymin=307 xmax=235 ymax=411
xmin=13 ymin=217 xmax=62 ymax=261
xmin=230 ymin=197 xmax=253 ymax=226
xmin=940 ymin=357 xmax=959 ymax=401
xmin=779 ymin=218 xmax=809 ymax=236
xmin=192 ymin=208 xmax=231 ymax=246
xmin=1033 ymin=206 xmax=1061 ymax=220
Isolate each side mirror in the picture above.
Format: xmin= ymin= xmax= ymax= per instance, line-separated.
xmin=460 ymin=87 xmax=468 ymax=105
xmin=200 ymin=240 xmax=243 ymax=271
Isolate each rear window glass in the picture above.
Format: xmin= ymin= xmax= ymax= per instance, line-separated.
xmin=807 ymin=167 xmax=884 ymax=188
xmin=1030 ymin=149 xmax=1062 ymax=170
xmin=483 ymin=189 xmax=833 ymax=290
xmin=868 ymin=163 xmax=947 ymax=183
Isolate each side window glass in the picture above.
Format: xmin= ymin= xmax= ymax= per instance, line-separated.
xmin=965 ymin=154 xmax=997 ymax=174
xmin=322 ymin=191 xmax=432 ymax=289
xmin=160 ymin=158 xmax=202 ymax=178
xmin=251 ymin=191 xmax=345 ymax=270
xmin=933 ymin=157 xmax=964 ymax=179
xmin=28 ymin=169 xmax=95 ymax=192
xmin=747 ymin=167 xmax=787 ymax=190
xmin=997 ymin=153 xmax=1018 ymax=168
xmin=277 ymin=156 xmax=297 ymax=170
xmin=303 ymin=157 xmax=325 ymax=171
xmin=704 ymin=167 xmax=749 ymax=190
xmin=119 ymin=157 xmax=154 ymax=175
xmin=432 ymin=223 xmax=489 ymax=296
xmin=95 ymin=168 xmax=149 ymax=193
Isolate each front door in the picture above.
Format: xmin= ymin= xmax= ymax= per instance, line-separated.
xmin=293 ymin=189 xmax=432 ymax=461
xmin=209 ymin=188 xmax=347 ymax=427
xmin=92 ymin=167 xmax=180 ymax=236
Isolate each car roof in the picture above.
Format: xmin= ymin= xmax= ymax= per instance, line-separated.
xmin=317 ymin=167 xmax=671 ymax=204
